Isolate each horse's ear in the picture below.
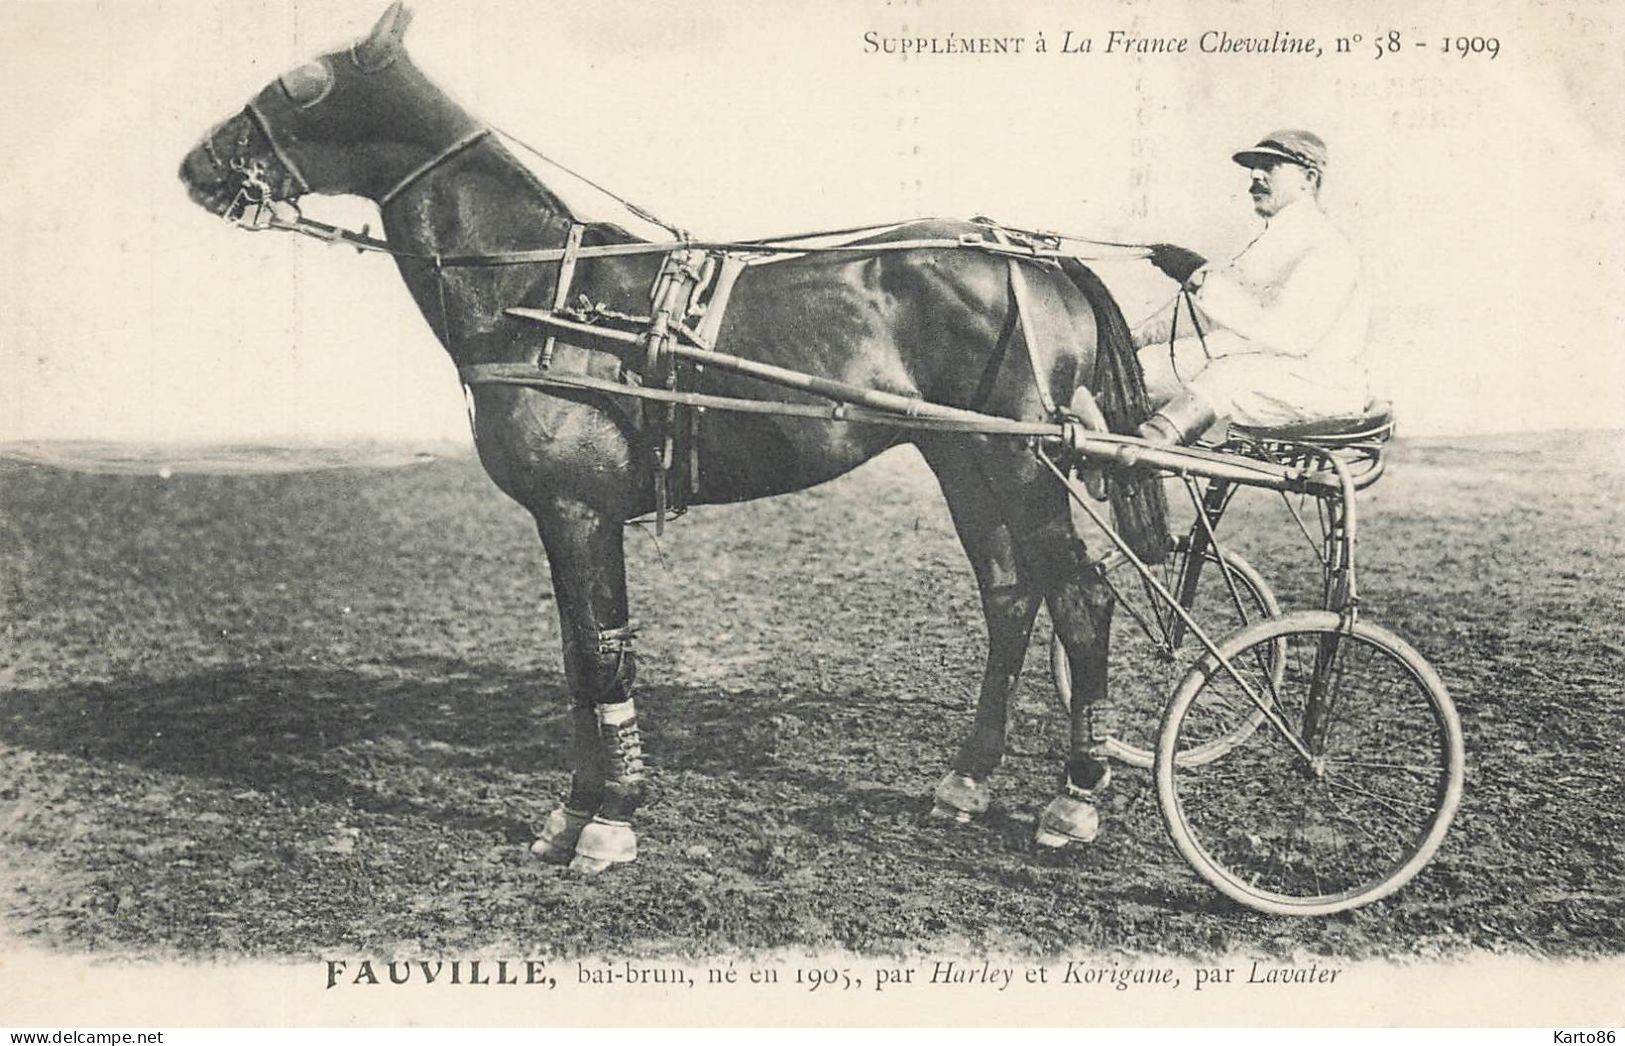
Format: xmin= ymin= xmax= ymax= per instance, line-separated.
xmin=354 ymin=2 xmax=413 ymax=72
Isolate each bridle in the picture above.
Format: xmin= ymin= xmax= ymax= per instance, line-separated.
xmin=208 ymin=95 xmax=494 ymax=232
xmin=376 ymin=126 xmax=493 ymax=209
xmin=204 ymin=103 xmax=314 ymax=230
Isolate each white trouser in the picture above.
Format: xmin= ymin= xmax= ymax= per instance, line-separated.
xmin=1137 ymin=331 xmax=1368 ymax=428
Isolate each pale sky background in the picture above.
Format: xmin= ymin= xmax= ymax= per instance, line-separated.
xmin=2 ymin=0 xmax=1621 ymax=443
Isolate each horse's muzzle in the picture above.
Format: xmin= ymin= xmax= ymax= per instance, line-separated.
xmin=179 ymin=144 xmax=237 ymax=217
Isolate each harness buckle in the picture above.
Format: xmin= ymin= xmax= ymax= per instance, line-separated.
xmin=594 ymin=622 xmax=640 ymax=656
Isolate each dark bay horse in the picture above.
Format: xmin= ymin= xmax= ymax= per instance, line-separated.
xmin=179 ymin=4 xmax=1159 ymax=873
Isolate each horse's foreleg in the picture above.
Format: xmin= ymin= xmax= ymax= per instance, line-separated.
xmin=530 ymin=497 xmax=645 ymax=874
xmin=921 ymin=443 xmax=1041 ymax=822
xmin=531 ymin=701 xmax=604 ymax=862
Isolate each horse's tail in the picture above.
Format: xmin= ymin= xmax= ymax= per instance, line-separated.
xmin=1056 ymin=257 xmax=1172 ymax=565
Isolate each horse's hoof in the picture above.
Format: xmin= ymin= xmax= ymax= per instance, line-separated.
xmin=530 ymin=807 xmax=592 ymax=864
xmin=565 ymin=817 xmax=637 ymax=875
xmin=1034 ymin=794 xmax=1101 ymax=848
xmin=930 ymin=772 xmax=990 ymax=822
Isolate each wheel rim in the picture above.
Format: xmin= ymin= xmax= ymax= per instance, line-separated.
xmin=1156 ymin=611 xmax=1465 ymax=916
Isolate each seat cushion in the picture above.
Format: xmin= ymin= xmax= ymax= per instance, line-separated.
xmin=1233 ymin=399 xmax=1394 ymax=442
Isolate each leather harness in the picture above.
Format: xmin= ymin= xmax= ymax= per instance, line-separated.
xmin=248 ymin=203 xmax=1388 ymax=532
xmin=471 ymin=219 xmax=1092 ymax=530
xmin=218 ymin=129 xmax=1171 ymax=532
xmin=233 ymin=191 xmax=1118 ymax=530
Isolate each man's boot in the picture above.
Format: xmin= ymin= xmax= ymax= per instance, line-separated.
xmin=1137 ymin=391 xmax=1219 ymax=447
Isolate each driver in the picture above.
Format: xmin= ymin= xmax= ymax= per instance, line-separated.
xmin=1135 ymin=130 xmax=1372 ymax=445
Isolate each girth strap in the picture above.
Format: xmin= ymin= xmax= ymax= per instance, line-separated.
xmin=641 ymin=249 xmax=713 ymax=533
xmin=539 ymin=223 xmax=586 ymax=369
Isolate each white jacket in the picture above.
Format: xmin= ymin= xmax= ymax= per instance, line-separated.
xmin=1190 ymin=197 xmax=1371 ymax=397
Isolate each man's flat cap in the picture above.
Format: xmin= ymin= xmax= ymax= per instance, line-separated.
xmin=1232 ymin=129 xmax=1328 ymax=173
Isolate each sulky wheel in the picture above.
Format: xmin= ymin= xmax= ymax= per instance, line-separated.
xmin=1052 ymin=547 xmax=1283 ymax=769
xmin=1155 ymin=610 xmax=1464 ymax=916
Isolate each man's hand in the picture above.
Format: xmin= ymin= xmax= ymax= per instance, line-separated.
xmin=1147 ymin=244 xmax=1208 ymax=285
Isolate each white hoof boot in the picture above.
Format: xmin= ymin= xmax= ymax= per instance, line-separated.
xmin=1035 ymin=794 xmax=1101 ymax=848
xmin=530 ymin=807 xmax=592 ymax=863
xmin=930 ymin=772 xmax=991 ymax=823
xmin=1034 ymin=768 xmax=1111 ymax=849
xmin=567 ymin=817 xmax=638 ymax=875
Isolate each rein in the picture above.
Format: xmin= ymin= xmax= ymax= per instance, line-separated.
xmin=220 ymin=97 xmax=1156 ymax=267
xmin=250 ymin=210 xmax=1155 ymax=266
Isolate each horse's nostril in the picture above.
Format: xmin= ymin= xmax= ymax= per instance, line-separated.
xmin=180 ymin=149 xmax=209 ymax=187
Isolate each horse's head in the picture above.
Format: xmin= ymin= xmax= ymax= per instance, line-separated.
xmin=179 ymin=3 xmax=480 ymax=226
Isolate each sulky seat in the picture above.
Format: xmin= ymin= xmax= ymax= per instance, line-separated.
xmin=1225 ymin=400 xmax=1395 ymax=490
xmin=1229 ymin=399 xmax=1395 ymax=447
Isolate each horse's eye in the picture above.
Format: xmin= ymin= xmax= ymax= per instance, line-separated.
xmin=278 ymin=60 xmax=334 ymax=109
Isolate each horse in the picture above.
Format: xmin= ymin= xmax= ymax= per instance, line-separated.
xmin=178 ymin=3 xmax=1166 ymax=874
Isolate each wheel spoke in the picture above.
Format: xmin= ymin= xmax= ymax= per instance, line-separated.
xmin=1321 ymin=774 xmax=1431 ymax=818
xmin=1322 ymin=788 xmax=1403 ymax=850
xmin=1326 ymin=759 xmax=1442 ymax=777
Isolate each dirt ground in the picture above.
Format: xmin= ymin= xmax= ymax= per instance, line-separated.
xmin=1 ymin=430 xmax=1621 ymax=960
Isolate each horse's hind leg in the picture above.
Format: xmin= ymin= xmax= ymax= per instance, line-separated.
xmin=1035 ymin=531 xmax=1115 ymax=848
xmin=528 ymin=496 xmax=645 ymax=875
xmin=937 ymin=440 xmax=1116 ymax=847
xmin=918 ymin=440 xmax=1043 ymax=822
xmin=1017 ymin=490 xmax=1115 ymax=847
